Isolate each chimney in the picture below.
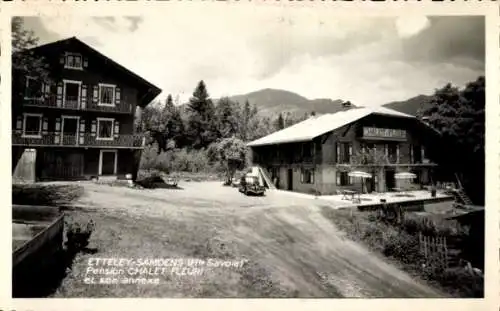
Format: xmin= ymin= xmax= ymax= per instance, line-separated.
xmin=342 ymin=101 xmax=353 ymax=110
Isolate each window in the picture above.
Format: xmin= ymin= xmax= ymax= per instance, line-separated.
xmin=97 ymin=118 xmax=114 ymax=140
xmin=413 ymin=145 xmax=422 ymax=163
xmin=25 ymin=77 xmax=43 ymax=99
xmin=387 ymin=143 xmax=398 ymax=163
xmin=301 ymin=168 xmax=315 ymax=184
xmin=336 ymin=142 xmax=352 ymax=164
xmin=99 ymin=84 xmax=116 ymax=106
xmin=63 ymin=80 xmax=81 ymax=108
xmin=65 ymin=53 xmax=83 ymax=69
xmin=336 ymin=171 xmax=353 ymax=186
xmin=23 ymin=113 xmax=42 ymax=138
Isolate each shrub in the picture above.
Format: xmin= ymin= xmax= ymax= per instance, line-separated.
xmin=65 ymin=218 xmax=95 ymax=253
xmin=140 ymin=146 xmax=217 ymax=174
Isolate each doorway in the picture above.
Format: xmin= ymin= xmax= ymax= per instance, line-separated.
xmin=385 ymin=170 xmax=395 ymax=191
xmin=99 ymin=150 xmax=117 ymax=176
xmin=61 ymin=116 xmax=79 ymax=145
xmin=287 ymin=168 xmax=293 ymax=191
xmin=63 ymin=81 xmax=81 ymax=109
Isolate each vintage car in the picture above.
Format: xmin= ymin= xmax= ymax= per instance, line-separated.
xmin=239 ymin=175 xmax=265 ymax=196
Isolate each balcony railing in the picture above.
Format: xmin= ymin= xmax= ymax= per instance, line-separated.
xmin=12 ymin=131 xmax=145 ymax=148
xmin=22 ymin=95 xmax=133 ymax=114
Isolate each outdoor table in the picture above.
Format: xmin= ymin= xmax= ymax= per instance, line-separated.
xmin=342 ymin=190 xmax=357 ymax=201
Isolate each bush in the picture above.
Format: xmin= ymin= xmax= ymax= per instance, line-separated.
xmin=135 ymin=171 xmax=165 ymax=189
xmin=319 ymin=207 xmax=482 ymax=298
xmin=139 ymin=146 xmax=217 ymax=174
xmin=65 ymin=218 xmax=95 ymax=253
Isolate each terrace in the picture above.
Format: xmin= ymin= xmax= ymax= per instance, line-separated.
xmin=23 ymin=95 xmax=133 ymax=114
xmin=12 ymin=131 xmax=145 ymax=149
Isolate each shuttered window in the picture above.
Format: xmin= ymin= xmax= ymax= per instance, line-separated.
xmin=336 ymin=171 xmax=352 ymax=186
xmin=301 ymin=168 xmax=314 ymax=184
xmin=25 ymin=76 xmax=43 ymax=99
xmin=64 ymin=53 xmax=83 ymax=69
xmin=22 ymin=113 xmax=43 ymax=137
xmin=97 ymin=118 xmax=114 ymax=140
xmin=98 ymin=84 xmax=116 ymax=106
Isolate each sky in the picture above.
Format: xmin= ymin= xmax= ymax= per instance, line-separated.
xmin=20 ymin=11 xmax=485 ymax=106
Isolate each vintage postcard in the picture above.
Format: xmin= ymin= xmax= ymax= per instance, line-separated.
xmin=0 ymin=1 xmax=498 ymax=311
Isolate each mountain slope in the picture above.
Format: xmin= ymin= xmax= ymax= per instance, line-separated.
xmin=227 ymin=88 xmax=348 ymax=115
xmin=383 ymin=95 xmax=433 ymax=116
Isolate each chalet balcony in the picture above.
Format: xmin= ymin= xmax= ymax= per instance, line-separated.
xmin=12 ymin=131 xmax=145 ymax=149
xmin=22 ymin=95 xmax=133 ymax=114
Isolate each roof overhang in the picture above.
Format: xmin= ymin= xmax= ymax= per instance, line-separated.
xmin=18 ymin=37 xmax=162 ymax=108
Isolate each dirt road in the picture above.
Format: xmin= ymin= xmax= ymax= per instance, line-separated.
xmin=56 ymin=181 xmax=446 ymax=298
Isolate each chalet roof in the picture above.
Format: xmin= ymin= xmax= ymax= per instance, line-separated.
xmin=22 ymin=37 xmax=162 ymax=107
xmin=247 ymin=106 xmax=416 ymax=147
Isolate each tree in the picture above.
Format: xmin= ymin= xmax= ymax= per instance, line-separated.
xmin=11 ymin=17 xmax=50 ymax=115
xmin=419 ymin=76 xmax=485 ymax=205
xmin=186 ymin=80 xmax=218 ymax=149
xmin=207 ymin=137 xmax=248 ymax=185
xmin=141 ymin=95 xmax=186 ymax=154
xmin=215 ymin=97 xmax=239 ymax=138
xmin=12 ymin=17 xmax=49 ymax=80
xmin=275 ymin=113 xmax=285 ymax=130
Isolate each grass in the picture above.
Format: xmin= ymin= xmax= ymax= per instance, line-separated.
xmin=53 ymin=209 xmax=298 ymax=298
xmin=320 ymin=207 xmax=483 ymax=298
xmin=12 ymin=184 xmax=84 ymax=206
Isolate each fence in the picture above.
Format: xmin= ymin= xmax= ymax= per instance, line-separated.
xmin=418 ymin=232 xmax=449 ymax=269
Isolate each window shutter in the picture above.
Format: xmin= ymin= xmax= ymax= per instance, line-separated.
xmin=56 ymin=82 xmax=63 ymax=107
xmin=79 ymin=119 xmax=85 ymax=144
xmin=311 ymin=170 xmax=314 ymax=184
xmin=336 ymin=172 xmax=340 ymax=186
xmin=55 ymin=118 xmax=61 ymax=132
xmin=83 ymin=58 xmax=88 ymax=68
xmin=335 ymin=143 xmax=339 ymax=163
xmin=42 ymin=117 xmax=48 ymax=133
xmin=114 ymin=121 xmax=120 ymax=138
xmin=385 ymin=144 xmax=389 ymax=157
xmin=91 ymin=120 xmax=97 ymax=137
xmin=115 ymin=87 xmax=121 ymax=105
xmin=44 ymin=82 xmax=51 ymax=94
xmin=60 ymin=54 xmax=65 ymax=65
xmin=79 ymin=119 xmax=86 ymax=132
xmin=348 ymin=144 xmax=352 ymax=162
xmin=300 ymin=170 xmax=304 ymax=183
xmin=16 ymin=116 xmax=22 ymax=131
xmin=396 ymin=145 xmax=400 ymax=163
xmin=81 ymin=85 xmax=87 ymax=109
xmin=93 ymin=85 xmax=99 ymax=103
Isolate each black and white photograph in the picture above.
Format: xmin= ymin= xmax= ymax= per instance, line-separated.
xmin=7 ymin=4 xmax=490 ymax=302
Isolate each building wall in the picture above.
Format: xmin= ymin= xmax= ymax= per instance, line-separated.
xmin=251 ymin=114 xmax=436 ymax=195
xmin=30 ymin=148 xmax=137 ymax=180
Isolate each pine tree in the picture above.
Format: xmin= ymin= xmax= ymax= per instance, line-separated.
xmin=215 ymin=97 xmax=238 ymax=139
xmin=186 ymin=80 xmax=217 ymax=149
xmin=276 ymin=113 xmax=285 ymax=130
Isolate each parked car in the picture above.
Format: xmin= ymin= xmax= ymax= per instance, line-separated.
xmin=231 ymin=177 xmax=241 ymax=187
xmin=239 ymin=175 xmax=265 ymax=196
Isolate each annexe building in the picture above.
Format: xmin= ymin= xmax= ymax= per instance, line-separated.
xmin=12 ymin=37 xmax=161 ymax=182
xmin=247 ymin=107 xmax=440 ymax=195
